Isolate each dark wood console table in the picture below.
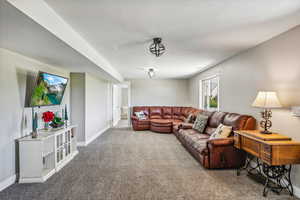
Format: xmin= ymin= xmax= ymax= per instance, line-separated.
xmin=234 ymin=130 xmax=300 ymax=197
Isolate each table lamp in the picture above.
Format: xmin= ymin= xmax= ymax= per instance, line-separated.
xmin=252 ymin=91 xmax=282 ymax=134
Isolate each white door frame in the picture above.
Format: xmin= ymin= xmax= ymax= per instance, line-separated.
xmin=112 ymin=82 xmax=131 ymax=127
xmin=112 ymin=84 xmax=120 ymax=126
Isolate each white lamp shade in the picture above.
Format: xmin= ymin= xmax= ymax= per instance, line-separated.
xmin=252 ymin=91 xmax=282 ymax=108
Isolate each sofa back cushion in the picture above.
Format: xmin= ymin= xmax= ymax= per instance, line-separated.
xmin=172 ymin=107 xmax=182 ymax=119
xmin=133 ymin=107 xmax=149 ymax=118
xmin=180 ymin=107 xmax=192 ymax=120
xmin=181 ymin=107 xmax=191 ymax=117
xmin=204 ymin=111 xmax=227 ymax=135
xmin=162 ymin=107 xmax=173 ymax=119
xmin=223 ymin=113 xmax=253 ymax=131
xmin=190 ymin=108 xmax=204 ymax=122
xmin=150 ymin=107 xmax=163 ymax=119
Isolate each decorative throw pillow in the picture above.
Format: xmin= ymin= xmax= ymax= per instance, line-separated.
xmin=192 ymin=114 xmax=209 ymax=133
xmin=209 ymin=124 xmax=233 ymax=139
xmin=184 ymin=113 xmax=194 ymax=123
xmin=135 ymin=111 xmax=146 ymax=120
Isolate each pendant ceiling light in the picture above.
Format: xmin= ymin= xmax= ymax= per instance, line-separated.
xmin=148 ymin=68 xmax=155 ymax=79
xmin=149 ymin=37 xmax=166 ymax=57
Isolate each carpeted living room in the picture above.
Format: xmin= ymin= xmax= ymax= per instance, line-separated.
xmin=1 ymin=1 xmax=300 ymax=200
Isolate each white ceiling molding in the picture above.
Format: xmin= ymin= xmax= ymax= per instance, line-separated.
xmin=7 ymin=0 xmax=123 ymax=82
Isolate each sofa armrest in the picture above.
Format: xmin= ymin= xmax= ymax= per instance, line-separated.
xmin=179 ymin=123 xmax=193 ymax=129
xmin=207 ymin=138 xmax=234 ymax=147
xmin=206 ymin=137 xmax=245 ymax=169
xmin=131 ymin=116 xmax=139 ymax=121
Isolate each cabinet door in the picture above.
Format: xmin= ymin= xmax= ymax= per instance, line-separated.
xmin=20 ymin=141 xmax=43 ymax=178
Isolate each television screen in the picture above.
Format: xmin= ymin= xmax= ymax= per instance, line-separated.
xmin=30 ymin=72 xmax=68 ymax=107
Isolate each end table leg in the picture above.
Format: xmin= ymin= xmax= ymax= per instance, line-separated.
xmin=263 ymin=178 xmax=269 ymax=197
xmin=237 ymin=167 xmax=242 ymax=176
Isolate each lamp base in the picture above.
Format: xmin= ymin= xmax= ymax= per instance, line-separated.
xmin=259 ymin=109 xmax=273 ymax=135
xmin=260 ymin=130 xmax=272 ymax=134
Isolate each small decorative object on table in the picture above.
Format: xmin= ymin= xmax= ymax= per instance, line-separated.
xmin=32 ymin=108 xmax=38 ymax=138
xmin=64 ymin=104 xmax=69 ymax=127
xmin=50 ymin=115 xmax=64 ymax=129
xmin=252 ymin=91 xmax=282 ymax=134
xmin=42 ymin=111 xmax=54 ymax=131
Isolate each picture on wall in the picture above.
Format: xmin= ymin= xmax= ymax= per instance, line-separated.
xmin=30 ymin=72 xmax=68 ymax=107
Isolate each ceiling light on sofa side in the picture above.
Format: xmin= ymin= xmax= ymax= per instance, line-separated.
xmin=148 ymin=68 xmax=155 ymax=79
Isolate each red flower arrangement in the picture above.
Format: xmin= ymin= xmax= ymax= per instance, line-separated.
xmin=42 ymin=111 xmax=54 ymax=123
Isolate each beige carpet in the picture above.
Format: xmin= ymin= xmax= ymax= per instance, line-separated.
xmin=0 ymin=126 xmax=298 ymax=200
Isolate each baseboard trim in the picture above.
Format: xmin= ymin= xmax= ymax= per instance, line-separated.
xmin=113 ymin=120 xmax=120 ymax=127
xmin=78 ymin=126 xmax=111 ymax=147
xmin=77 ymin=142 xmax=86 ymax=147
xmin=294 ymin=185 xmax=300 ymax=198
xmin=0 ymin=174 xmax=16 ymax=192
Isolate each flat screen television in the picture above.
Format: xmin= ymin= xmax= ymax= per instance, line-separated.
xmin=30 ymin=72 xmax=68 ymax=107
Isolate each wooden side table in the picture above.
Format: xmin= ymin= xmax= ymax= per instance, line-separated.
xmin=234 ymin=130 xmax=300 ymax=197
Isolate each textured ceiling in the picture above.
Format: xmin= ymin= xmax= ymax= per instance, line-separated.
xmin=7 ymin=0 xmax=300 ymax=79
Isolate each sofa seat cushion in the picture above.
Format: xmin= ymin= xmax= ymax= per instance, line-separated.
xmin=182 ymin=131 xmax=209 ymax=144
xmin=179 ymin=129 xmax=208 ymax=141
xmin=178 ymin=130 xmax=209 ymax=155
xmin=150 ymin=119 xmax=172 ymax=127
xmin=172 ymin=119 xmax=183 ymax=124
xmin=192 ymin=139 xmax=209 ymax=155
xmin=204 ymin=127 xmax=217 ymax=136
xmin=178 ymin=128 xmax=198 ymax=136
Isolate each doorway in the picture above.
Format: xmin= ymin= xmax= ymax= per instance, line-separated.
xmin=112 ymin=82 xmax=131 ymax=128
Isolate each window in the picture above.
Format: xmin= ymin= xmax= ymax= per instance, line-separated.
xmin=199 ymin=75 xmax=219 ymax=111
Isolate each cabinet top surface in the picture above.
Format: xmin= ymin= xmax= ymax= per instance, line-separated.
xmin=18 ymin=125 xmax=77 ymax=142
xmin=235 ymin=130 xmax=291 ymax=141
xmin=263 ymin=140 xmax=300 ymax=146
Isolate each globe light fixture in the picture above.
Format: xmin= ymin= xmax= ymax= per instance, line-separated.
xmin=148 ymin=68 xmax=155 ymax=79
xmin=149 ymin=37 xmax=166 ymax=57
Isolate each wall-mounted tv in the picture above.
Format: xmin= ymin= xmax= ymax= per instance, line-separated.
xmin=30 ymin=72 xmax=68 ymax=107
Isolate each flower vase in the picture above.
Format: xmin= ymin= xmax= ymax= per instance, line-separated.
xmin=44 ymin=122 xmax=50 ymax=131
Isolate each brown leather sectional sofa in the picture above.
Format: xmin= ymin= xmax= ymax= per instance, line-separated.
xmin=131 ymin=106 xmax=256 ymax=169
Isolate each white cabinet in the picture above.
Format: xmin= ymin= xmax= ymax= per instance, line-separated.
xmin=18 ymin=125 xmax=78 ymax=183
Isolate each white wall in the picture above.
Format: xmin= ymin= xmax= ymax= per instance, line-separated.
xmin=130 ymin=79 xmax=190 ymax=106
xmin=70 ymin=73 xmax=85 ymax=142
xmin=85 ymin=74 xmax=111 ymax=143
xmin=70 ymin=73 xmax=112 ymax=146
xmin=188 ymin=25 xmax=300 ymax=189
xmin=121 ymin=88 xmax=128 ymax=107
xmin=0 ymin=48 xmax=70 ymax=189
xmin=112 ymin=84 xmax=122 ymax=125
